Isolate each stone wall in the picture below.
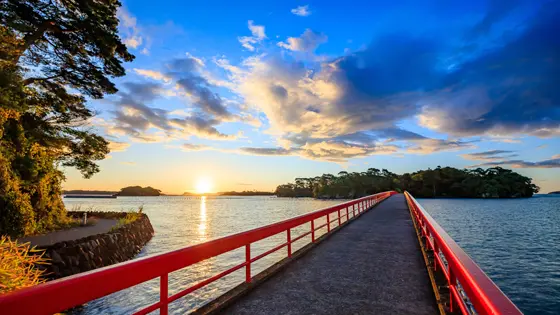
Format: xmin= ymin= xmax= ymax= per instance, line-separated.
xmin=39 ymin=212 xmax=154 ymax=279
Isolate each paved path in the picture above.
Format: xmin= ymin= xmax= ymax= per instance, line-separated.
xmin=220 ymin=194 xmax=437 ymax=315
xmin=18 ymin=219 xmax=117 ymax=247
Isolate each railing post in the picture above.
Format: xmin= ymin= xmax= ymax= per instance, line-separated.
xmin=346 ymin=207 xmax=349 ymax=221
xmin=327 ymin=213 xmax=331 ymax=233
xmin=353 ymin=204 xmax=356 ymax=217
xmin=338 ymin=209 xmax=341 ymax=226
xmin=160 ymin=274 xmax=168 ymax=315
xmin=311 ymin=220 xmax=315 ymax=242
xmin=433 ymin=242 xmax=439 ymax=271
xmin=287 ymin=229 xmax=292 ymax=258
xmin=245 ymin=244 xmax=251 ymax=283
xmin=449 ymin=268 xmax=456 ymax=312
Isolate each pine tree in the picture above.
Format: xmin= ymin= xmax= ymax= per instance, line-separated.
xmin=0 ymin=0 xmax=133 ymax=236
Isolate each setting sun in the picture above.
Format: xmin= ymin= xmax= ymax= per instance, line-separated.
xmin=195 ymin=177 xmax=213 ymax=194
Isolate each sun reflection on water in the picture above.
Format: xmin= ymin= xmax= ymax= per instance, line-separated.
xmin=198 ymin=196 xmax=207 ymax=241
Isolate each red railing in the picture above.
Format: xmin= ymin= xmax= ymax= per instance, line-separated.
xmin=404 ymin=191 xmax=522 ymax=315
xmin=0 ymin=191 xmax=396 ymax=314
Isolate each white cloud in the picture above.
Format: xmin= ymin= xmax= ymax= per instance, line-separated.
xmin=108 ymin=141 xmax=130 ymax=152
xmin=277 ymin=29 xmax=327 ymax=52
xmin=406 ymin=139 xmax=476 ymax=154
xmin=238 ymin=20 xmax=266 ymax=51
xmin=124 ymin=36 xmax=142 ymax=49
xmin=117 ymin=7 xmax=147 ymax=53
xmin=133 ymin=69 xmax=171 ymax=82
xmin=291 ymin=5 xmax=311 ymax=17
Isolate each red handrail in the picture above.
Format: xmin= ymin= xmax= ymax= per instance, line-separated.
xmin=404 ymin=191 xmax=523 ymax=315
xmin=0 ymin=191 xmax=396 ymax=314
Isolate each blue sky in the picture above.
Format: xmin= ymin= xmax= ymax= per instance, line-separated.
xmin=63 ymin=0 xmax=560 ymax=194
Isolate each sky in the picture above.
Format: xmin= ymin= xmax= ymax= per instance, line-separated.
xmin=63 ymin=0 xmax=560 ymax=194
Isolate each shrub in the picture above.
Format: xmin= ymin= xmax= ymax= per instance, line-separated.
xmin=112 ymin=205 xmax=144 ymax=231
xmin=0 ymin=236 xmax=48 ymax=294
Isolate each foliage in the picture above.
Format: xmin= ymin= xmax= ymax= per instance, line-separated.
xmin=0 ymin=1 xmax=132 ymax=237
xmin=112 ymin=206 xmax=143 ymax=230
xmin=0 ymin=236 xmax=48 ymax=294
xmin=275 ymin=167 xmax=539 ymax=199
xmin=119 ymin=186 xmax=161 ymax=196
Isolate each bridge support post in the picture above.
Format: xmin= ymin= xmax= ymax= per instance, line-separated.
xmin=287 ymin=229 xmax=292 ymax=257
xmin=338 ymin=209 xmax=341 ymax=226
xmin=160 ymin=274 xmax=168 ymax=315
xmin=449 ymin=268 xmax=456 ymax=312
xmin=311 ymin=220 xmax=315 ymax=242
xmin=245 ymin=244 xmax=251 ymax=283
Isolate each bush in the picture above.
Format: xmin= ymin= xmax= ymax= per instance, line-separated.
xmin=0 ymin=236 xmax=48 ymax=294
xmin=112 ymin=206 xmax=144 ymax=231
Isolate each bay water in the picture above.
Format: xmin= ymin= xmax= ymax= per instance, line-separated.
xmin=63 ymin=195 xmax=559 ymax=315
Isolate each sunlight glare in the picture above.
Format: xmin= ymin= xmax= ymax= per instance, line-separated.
xmin=195 ymin=177 xmax=213 ymax=194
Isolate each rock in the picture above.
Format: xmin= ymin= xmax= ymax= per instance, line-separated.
xmin=50 ymin=250 xmax=63 ymax=264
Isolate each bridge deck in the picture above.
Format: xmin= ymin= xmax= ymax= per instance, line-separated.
xmin=219 ymin=194 xmax=437 ymax=315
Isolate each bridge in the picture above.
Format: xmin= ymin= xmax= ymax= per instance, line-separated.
xmin=0 ymin=192 xmax=522 ymax=315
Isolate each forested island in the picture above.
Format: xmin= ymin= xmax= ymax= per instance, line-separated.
xmin=219 ymin=191 xmax=275 ymax=196
xmin=64 ymin=186 xmax=161 ymax=196
xmin=275 ymin=167 xmax=539 ymax=199
xmin=182 ymin=191 xmax=275 ymax=196
xmin=118 ymin=186 xmax=161 ymax=196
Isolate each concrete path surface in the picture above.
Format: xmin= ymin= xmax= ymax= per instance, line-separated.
xmin=18 ymin=218 xmax=117 ymax=247
xmin=220 ymin=194 xmax=437 ymax=315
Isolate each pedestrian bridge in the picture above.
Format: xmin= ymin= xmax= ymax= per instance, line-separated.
xmin=0 ymin=192 xmax=522 ymax=315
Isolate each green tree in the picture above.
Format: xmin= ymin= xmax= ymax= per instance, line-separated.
xmin=275 ymin=166 xmax=539 ymax=199
xmin=0 ymin=1 xmax=133 ymax=237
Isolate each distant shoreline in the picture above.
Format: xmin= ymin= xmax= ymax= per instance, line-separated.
xmin=64 ymin=190 xmax=277 ymax=197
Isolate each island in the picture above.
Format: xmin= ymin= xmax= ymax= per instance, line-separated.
xmin=64 ymin=187 xmax=162 ymax=197
xmin=549 ymin=191 xmax=560 ymax=194
xmin=275 ymin=166 xmax=539 ymax=199
xmin=182 ymin=191 xmax=275 ymax=196
xmin=118 ymin=186 xmax=161 ymax=196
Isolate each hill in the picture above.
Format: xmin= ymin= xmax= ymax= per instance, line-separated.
xmin=118 ymin=186 xmax=161 ymax=196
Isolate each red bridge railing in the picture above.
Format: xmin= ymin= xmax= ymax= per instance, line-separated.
xmin=0 ymin=191 xmax=396 ymax=314
xmin=404 ymin=191 xmax=522 ymax=315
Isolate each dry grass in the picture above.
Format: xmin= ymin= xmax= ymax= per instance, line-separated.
xmin=112 ymin=205 xmax=144 ymax=231
xmin=0 ymin=236 xmax=49 ymax=294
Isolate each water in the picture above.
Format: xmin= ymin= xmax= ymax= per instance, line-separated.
xmin=419 ymin=195 xmax=560 ymax=315
xmin=63 ymin=195 xmax=560 ymax=315
xmin=64 ymin=196 xmax=345 ymax=314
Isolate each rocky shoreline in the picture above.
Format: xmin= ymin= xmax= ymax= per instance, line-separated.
xmin=39 ymin=212 xmax=154 ymax=280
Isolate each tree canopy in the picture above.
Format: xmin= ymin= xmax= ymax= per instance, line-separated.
xmin=119 ymin=186 xmax=161 ymax=196
xmin=0 ymin=0 xmax=132 ymax=237
xmin=275 ymin=167 xmax=539 ymax=199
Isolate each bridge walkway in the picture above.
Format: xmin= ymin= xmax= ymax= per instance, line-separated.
xmin=219 ymin=194 xmax=438 ymax=315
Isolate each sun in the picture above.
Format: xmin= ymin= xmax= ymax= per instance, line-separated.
xmin=195 ymin=177 xmax=213 ymax=194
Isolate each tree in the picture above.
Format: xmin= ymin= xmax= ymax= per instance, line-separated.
xmin=1 ymin=0 xmax=134 ymax=177
xmin=0 ymin=1 xmax=133 ymax=237
xmin=275 ymin=166 xmax=539 ymax=199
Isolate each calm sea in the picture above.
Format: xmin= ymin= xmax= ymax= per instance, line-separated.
xmin=63 ymin=195 xmax=560 ymax=315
